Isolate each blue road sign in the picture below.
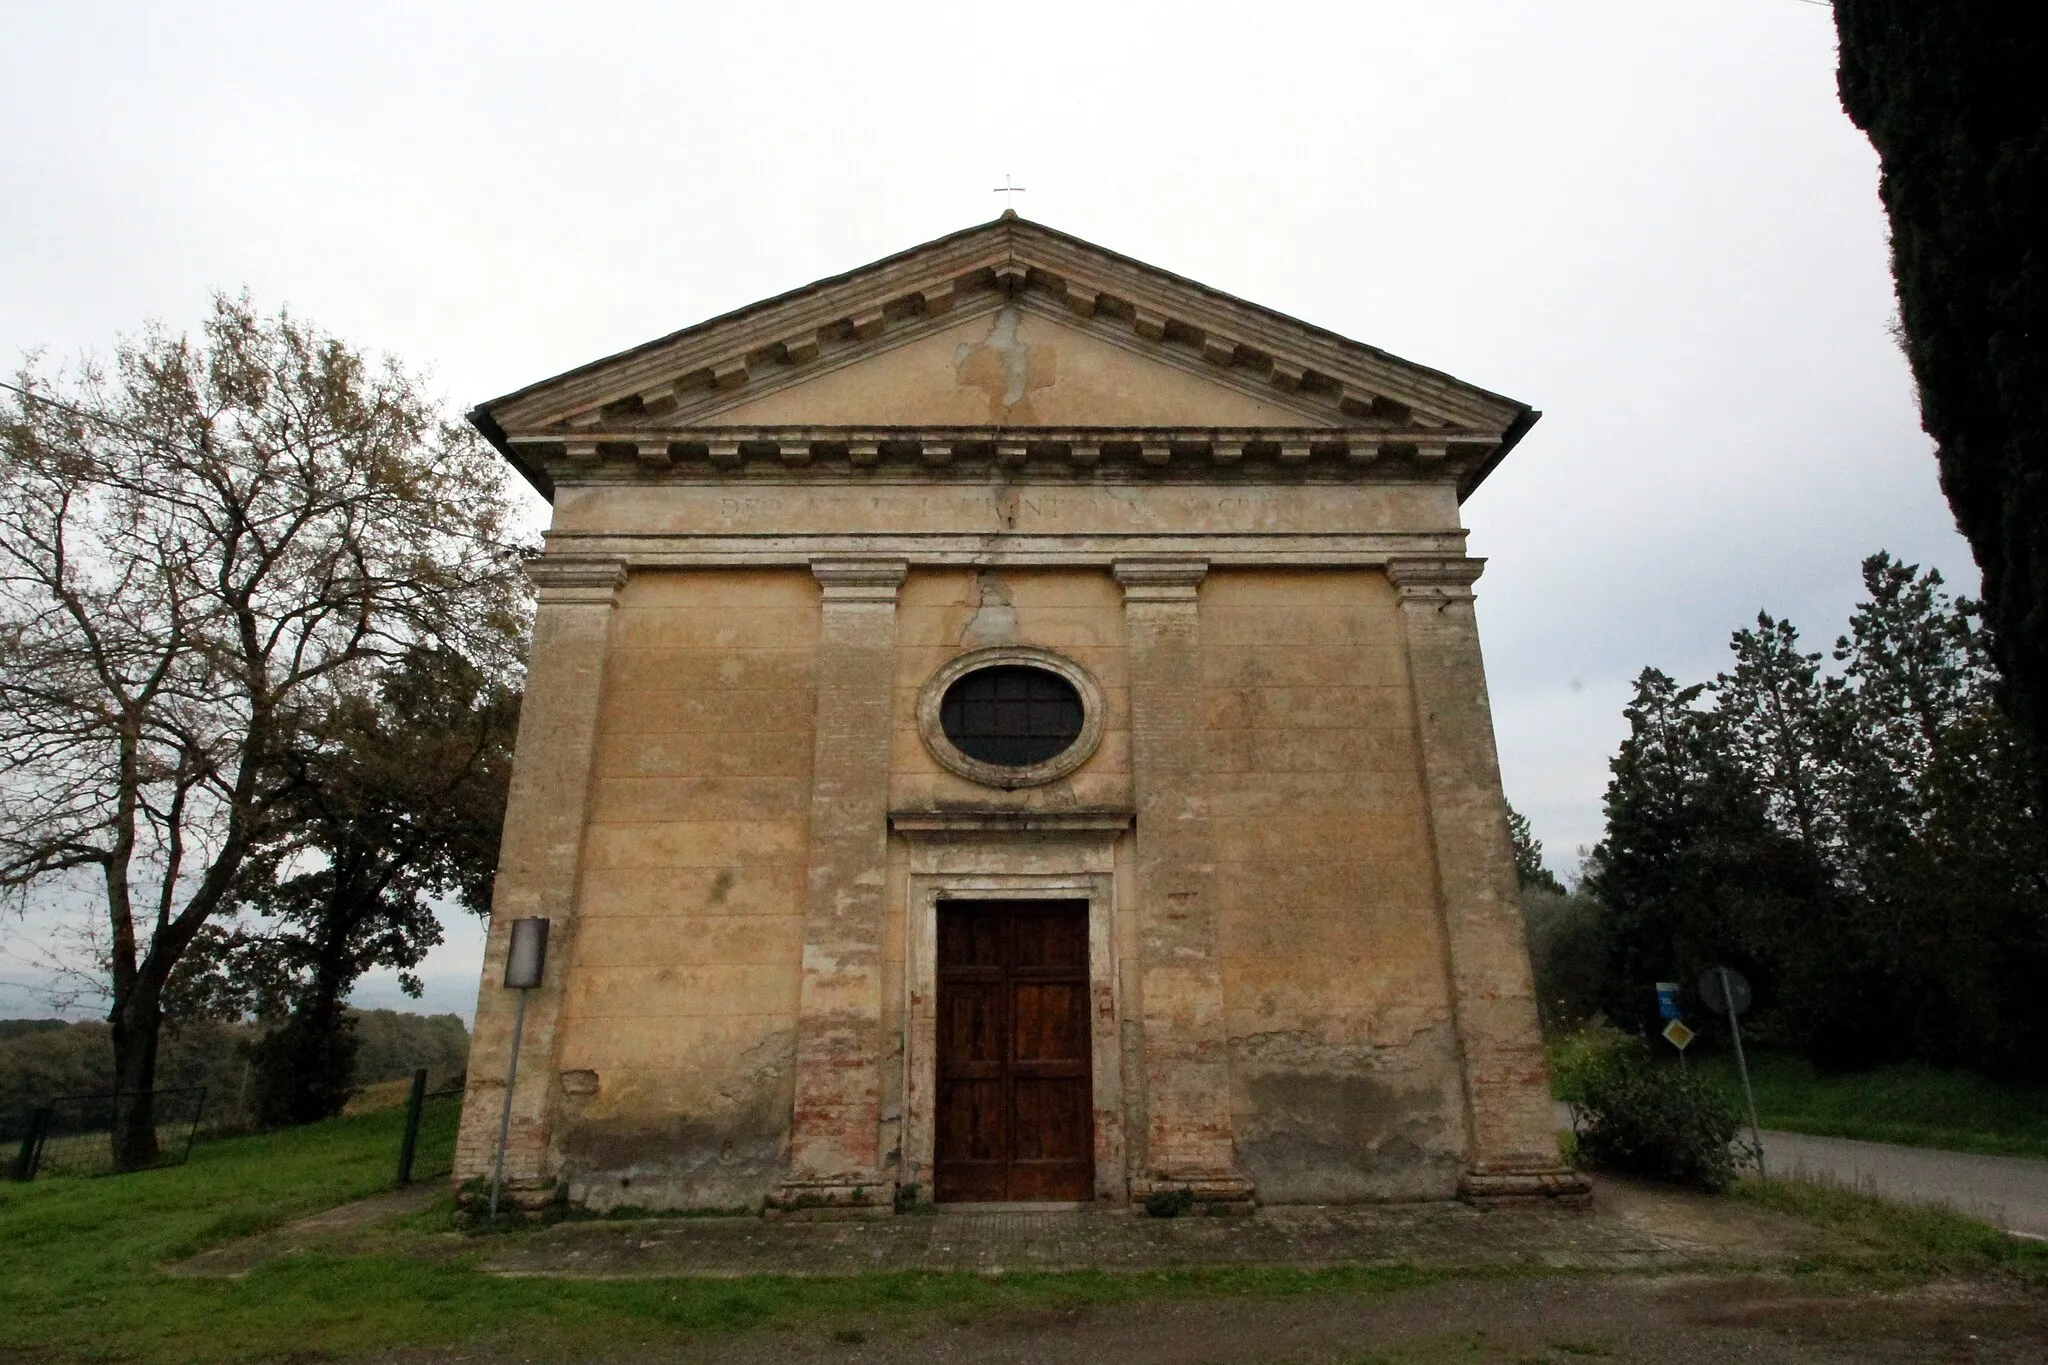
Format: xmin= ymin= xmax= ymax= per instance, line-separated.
xmin=1656 ymin=982 xmax=1682 ymax=1021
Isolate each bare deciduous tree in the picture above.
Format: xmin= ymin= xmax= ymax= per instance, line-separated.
xmin=0 ymin=295 xmax=529 ymax=1167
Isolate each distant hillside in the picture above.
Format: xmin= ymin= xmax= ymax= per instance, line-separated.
xmin=0 ymin=1009 xmax=469 ymax=1129
xmin=0 ymin=1019 xmax=71 ymax=1041
xmin=352 ymin=1011 xmax=469 ymax=1089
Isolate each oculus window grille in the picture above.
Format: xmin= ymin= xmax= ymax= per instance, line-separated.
xmin=938 ymin=665 xmax=1085 ymax=767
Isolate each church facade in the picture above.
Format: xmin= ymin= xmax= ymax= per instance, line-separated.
xmin=453 ymin=215 xmax=1582 ymax=1214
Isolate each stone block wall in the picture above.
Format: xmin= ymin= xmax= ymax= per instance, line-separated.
xmin=877 ymin=567 xmax=1135 ymax=1182
xmin=465 ymin=557 xmax=1562 ymax=1211
xmin=1200 ymin=569 xmax=1469 ymax=1201
xmin=550 ymin=568 xmax=820 ymax=1210
xmin=886 ymin=568 xmax=1132 ymax=811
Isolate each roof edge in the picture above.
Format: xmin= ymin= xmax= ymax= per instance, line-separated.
xmin=473 ymin=214 xmax=1019 ymax=420
xmin=469 ymin=405 xmax=553 ymax=502
xmin=1458 ymin=406 xmax=1540 ymax=502
xmin=472 ymin=213 xmax=1533 ymax=431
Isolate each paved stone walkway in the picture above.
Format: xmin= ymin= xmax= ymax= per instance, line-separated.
xmin=478 ymin=1178 xmax=1849 ymax=1279
xmin=167 ymin=1182 xmax=443 ymax=1277
xmin=163 ymin=1176 xmax=1859 ymax=1281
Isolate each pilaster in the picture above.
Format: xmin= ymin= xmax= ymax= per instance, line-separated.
xmin=1385 ymin=556 xmax=1588 ymax=1206
xmin=771 ymin=557 xmax=908 ymax=1217
xmin=453 ymin=556 xmax=627 ymax=1205
xmin=1113 ymin=558 xmax=1254 ymax=1209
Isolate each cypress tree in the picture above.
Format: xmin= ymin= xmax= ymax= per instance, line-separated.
xmin=1834 ymin=5 xmax=2048 ymax=774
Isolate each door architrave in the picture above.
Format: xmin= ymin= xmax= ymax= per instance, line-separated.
xmin=893 ymin=813 xmax=1128 ymax=1206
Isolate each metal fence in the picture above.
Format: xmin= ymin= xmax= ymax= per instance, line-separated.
xmin=7 ymin=1087 xmax=207 ymax=1180
xmin=393 ymin=1068 xmax=464 ymax=1187
xmin=3 ymin=1075 xmax=465 ymax=1186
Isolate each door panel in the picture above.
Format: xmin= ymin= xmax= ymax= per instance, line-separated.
xmin=940 ymin=982 xmax=1005 ymax=1071
xmin=1011 ymin=906 xmax=1088 ymax=970
xmin=1012 ymin=982 xmax=1088 ymax=1062
xmin=934 ymin=900 xmax=1093 ymax=1202
xmin=940 ymin=910 xmax=1004 ymax=970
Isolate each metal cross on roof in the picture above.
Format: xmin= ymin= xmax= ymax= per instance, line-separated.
xmin=992 ymin=175 xmax=1026 ymax=204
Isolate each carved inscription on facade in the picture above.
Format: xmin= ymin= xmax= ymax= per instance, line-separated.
xmin=558 ymin=482 xmax=1459 ymax=539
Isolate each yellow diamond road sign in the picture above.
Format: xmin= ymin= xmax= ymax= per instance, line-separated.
xmin=1663 ymin=1019 xmax=1696 ymax=1051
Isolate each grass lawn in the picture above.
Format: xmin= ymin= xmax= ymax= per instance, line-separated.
xmin=1692 ymin=1052 xmax=2048 ymax=1158
xmin=8 ymin=1096 xmax=2047 ymax=1364
xmin=0 ymin=1105 xmax=1456 ymax=1364
xmin=1732 ymin=1177 xmax=2048 ymax=1287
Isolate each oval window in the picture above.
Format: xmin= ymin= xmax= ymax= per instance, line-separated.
xmin=938 ymin=665 xmax=1085 ymax=768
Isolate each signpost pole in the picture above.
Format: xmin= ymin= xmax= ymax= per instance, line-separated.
xmin=488 ymin=988 xmax=529 ymax=1221
xmin=1719 ymin=966 xmax=1766 ymax=1179
xmin=488 ymin=917 xmax=550 ymax=1224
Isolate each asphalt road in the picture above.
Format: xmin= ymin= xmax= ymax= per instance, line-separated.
xmin=1556 ymin=1101 xmax=2048 ymax=1238
xmin=1758 ymin=1128 xmax=2048 ymax=1239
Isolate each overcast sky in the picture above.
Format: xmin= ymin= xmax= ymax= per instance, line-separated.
xmin=0 ymin=0 xmax=1972 ymax=1020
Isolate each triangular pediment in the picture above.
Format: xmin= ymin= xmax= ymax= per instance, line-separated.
xmin=695 ymin=300 xmax=1336 ymax=429
xmin=473 ymin=214 xmax=1536 ymax=498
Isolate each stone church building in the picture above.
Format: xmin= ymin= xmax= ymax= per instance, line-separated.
xmin=454 ymin=214 xmax=1581 ymax=1214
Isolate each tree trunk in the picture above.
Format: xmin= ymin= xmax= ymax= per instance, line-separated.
xmin=107 ymin=992 xmax=162 ymax=1171
xmin=299 ymin=933 xmax=356 ymax=1122
xmin=254 ymin=896 xmax=366 ymax=1127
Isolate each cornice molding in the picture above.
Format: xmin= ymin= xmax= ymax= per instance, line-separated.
xmin=1114 ymin=558 xmax=1210 ymax=602
xmin=536 ymin=528 xmax=1472 ymax=571
xmin=889 ymin=809 xmax=1134 ymax=836
xmin=1384 ymin=555 xmax=1485 ymax=603
xmin=525 ymin=556 xmax=628 ymax=605
xmin=520 ymin=423 xmax=1488 ymax=490
xmin=810 ymin=557 xmax=908 ymax=602
xmin=473 ymin=218 xmax=1536 ymax=503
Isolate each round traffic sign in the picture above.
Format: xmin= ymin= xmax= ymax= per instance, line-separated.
xmin=1699 ymin=967 xmax=1753 ymax=1017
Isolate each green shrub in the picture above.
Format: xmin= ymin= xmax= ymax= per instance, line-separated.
xmin=1554 ymin=1026 xmax=1744 ymax=1191
xmin=1142 ymin=1187 xmax=1195 ymax=1218
xmin=1521 ymin=889 xmax=1609 ymax=1033
xmin=1547 ymin=1021 xmax=1632 ymax=1108
xmin=893 ymin=1182 xmax=936 ymax=1215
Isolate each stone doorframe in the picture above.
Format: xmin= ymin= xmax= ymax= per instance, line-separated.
xmin=890 ymin=811 xmax=1133 ymax=1206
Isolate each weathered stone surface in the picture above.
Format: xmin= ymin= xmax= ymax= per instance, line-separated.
xmin=1115 ymin=559 xmax=1250 ymax=1205
xmin=456 ymin=217 xmax=1575 ymax=1217
xmin=547 ymin=479 xmax=1467 ymax=562
xmin=1197 ymin=570 xmax=1469 ymax=1203
xmin=1387 ymin=557 xmax=1587 ymax=1202
xmin=710 ymin=305 xmax=1326 ymax=429
xmin=889 ymin=568 xmax=1131 ymax=814
xmin=771 ymin=559 xmax=906 ymax=1213
xmin=454 ymin=558 xmax=625 ymax=1198
xmin=512 ymin=568 xmax=819 ymax=1211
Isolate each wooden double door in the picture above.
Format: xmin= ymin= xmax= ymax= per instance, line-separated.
xmin=934 ymin=900 xmax=1095 ymax=1202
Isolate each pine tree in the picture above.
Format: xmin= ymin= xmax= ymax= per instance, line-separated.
xmin=1715 ymin=612 xmax=1837 ymax=873
xmin=1830 ymin=555 xmax=2048 ymax=1074
xmin=1584 ymin=554 xmax=2048 ymax=1078
xmin=1506 ymin=803 xmax=1565 ymax=894
xmin=1585 ymin=670 xmax=1802 ymax=1035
